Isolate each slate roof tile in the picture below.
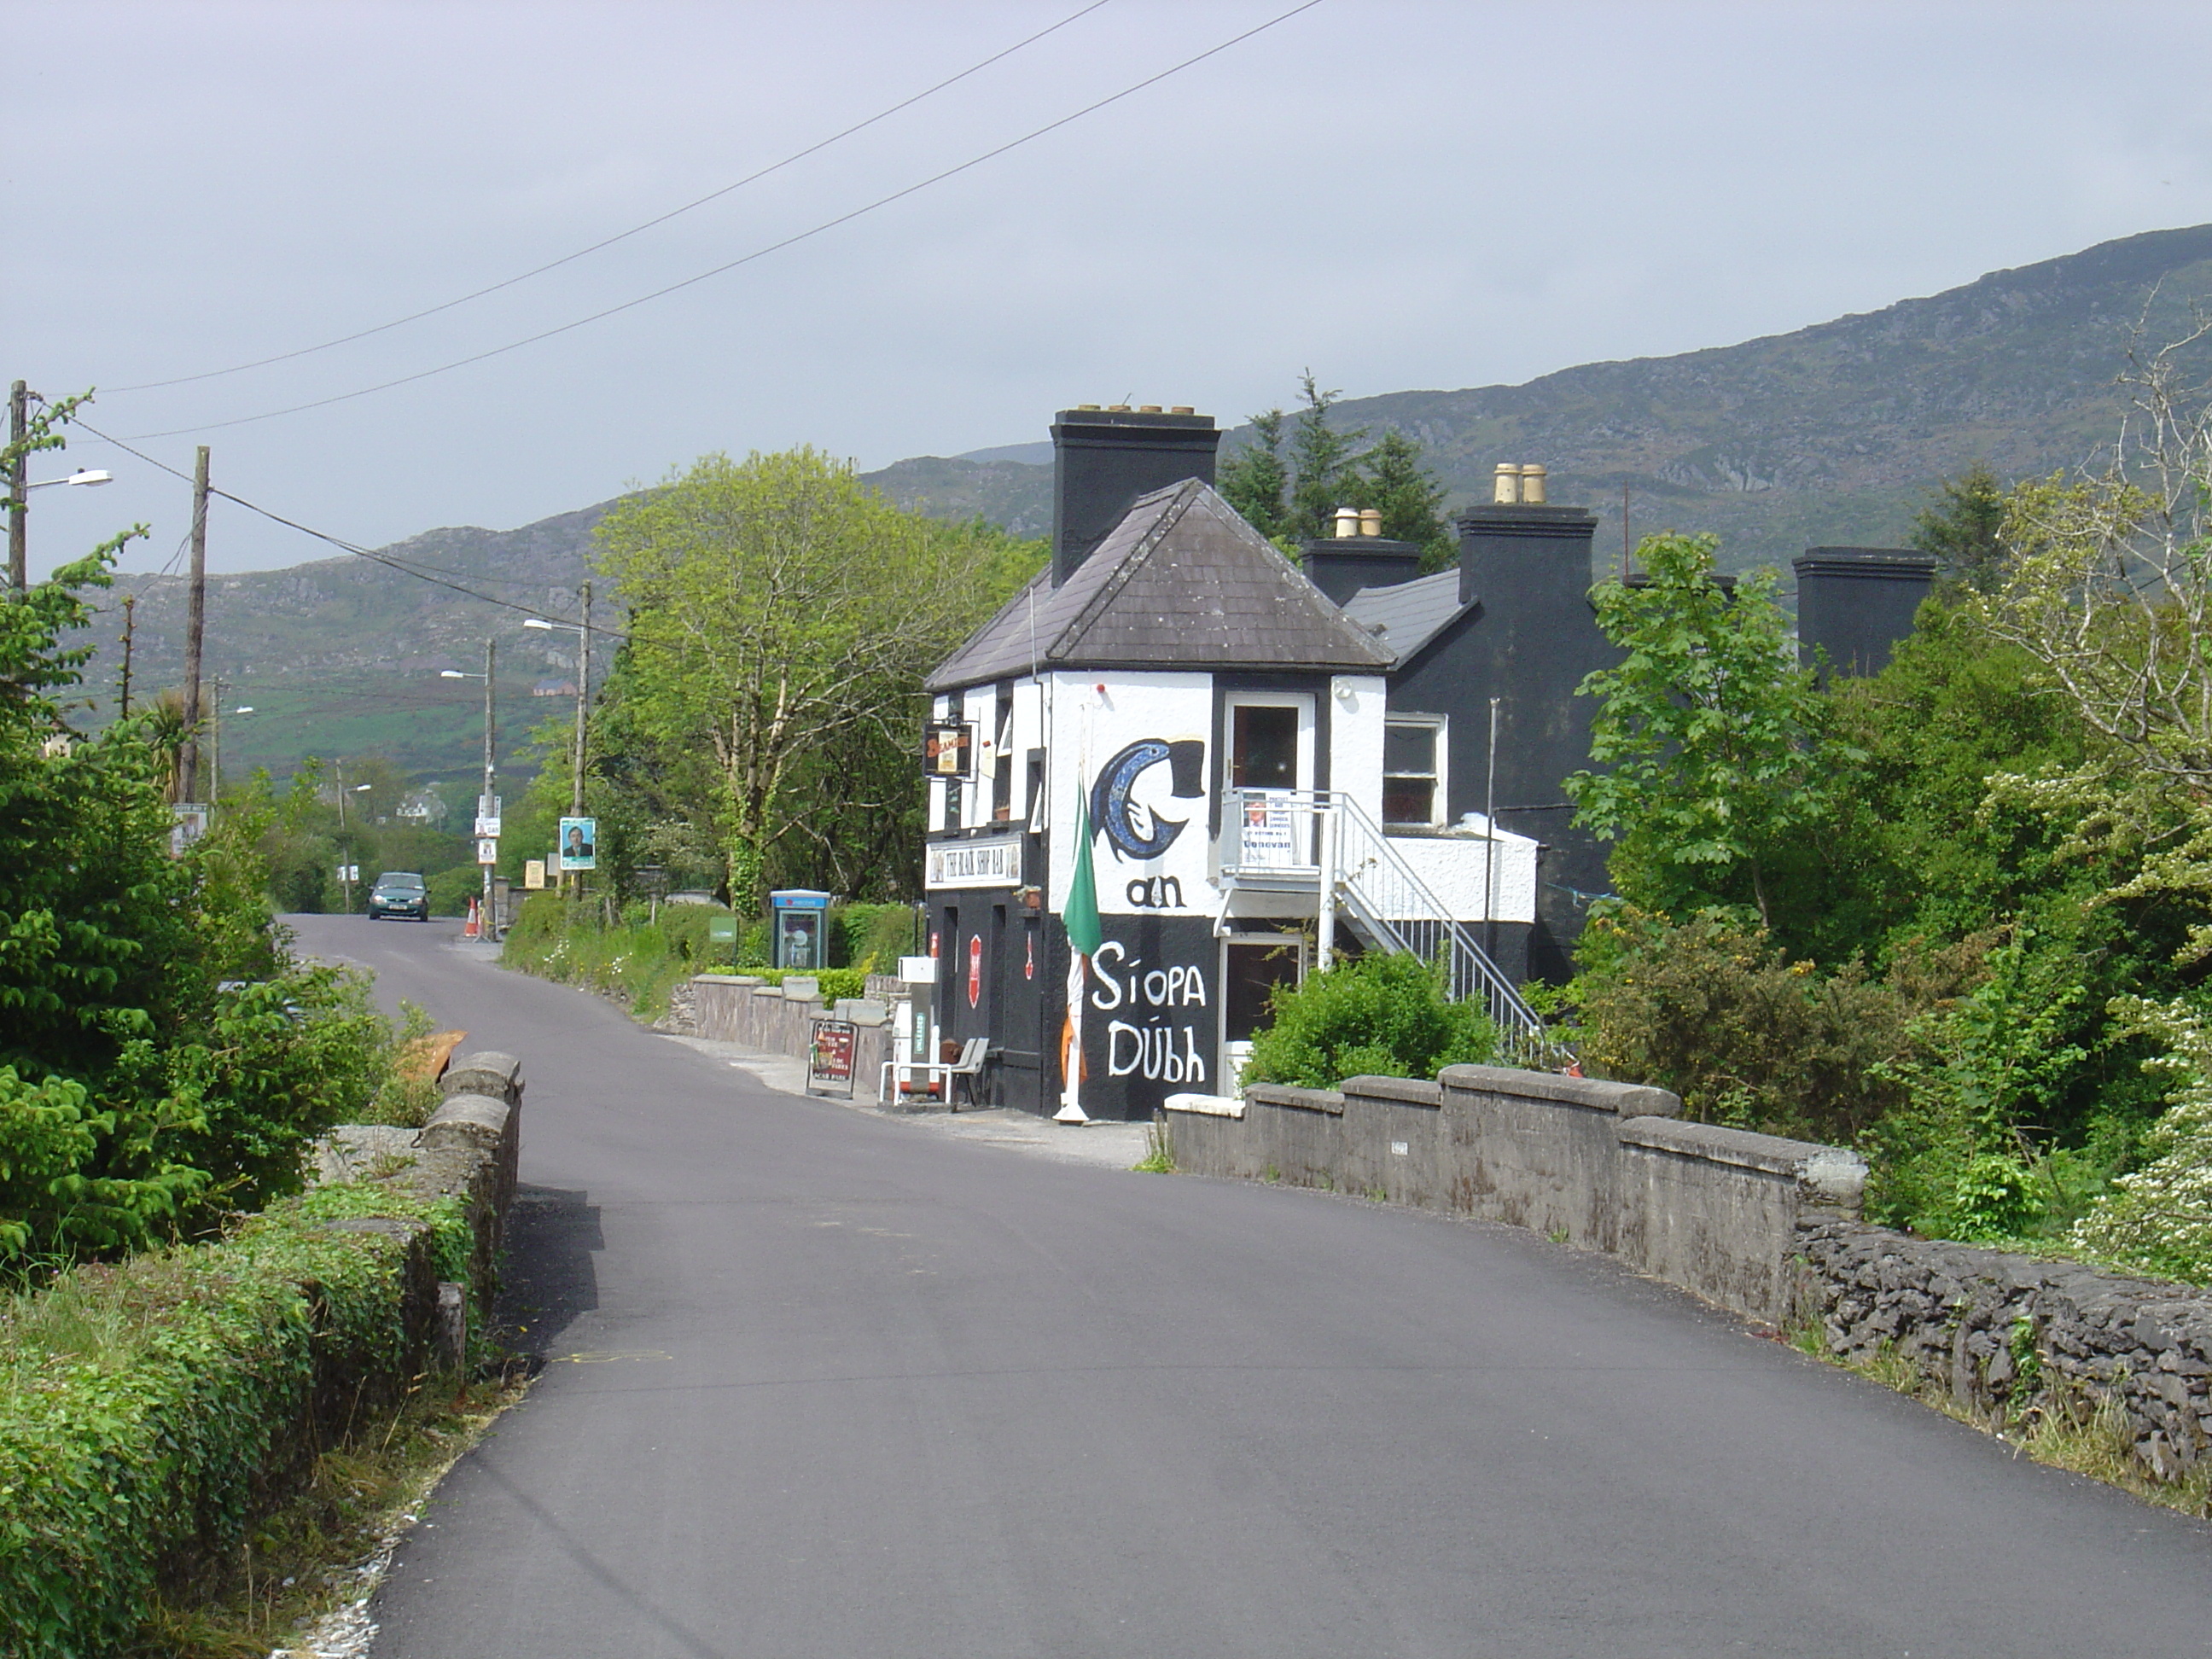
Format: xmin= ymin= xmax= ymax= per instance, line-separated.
xmin=1340 ymin=571 xmax=1472 ymax=667
xmin=928 ymin=480 xmax=1394 ymax=690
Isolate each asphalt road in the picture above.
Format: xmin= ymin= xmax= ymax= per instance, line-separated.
xmin=294 ymin=914 xmax=2212 ymax=1658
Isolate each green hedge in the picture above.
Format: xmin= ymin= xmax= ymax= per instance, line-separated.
xmin=0 ymin=1185 xmax=470 ymax=1657
xmin=503 ymin=896 xmax=911 ymax=1016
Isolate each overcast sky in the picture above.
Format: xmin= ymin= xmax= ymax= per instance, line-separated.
xmin=9 ymin=0 xmax=2212 ymax=579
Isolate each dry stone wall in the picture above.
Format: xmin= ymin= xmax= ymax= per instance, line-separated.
xmin=1796 ymin=1220 xmax=2212 ymax=1483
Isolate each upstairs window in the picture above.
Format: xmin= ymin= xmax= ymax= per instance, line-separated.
xmin=1383 ymin=718 xmax=1444 ymax=826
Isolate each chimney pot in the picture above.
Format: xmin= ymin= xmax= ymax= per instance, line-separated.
xmin=1359 ymin=507 xmax=1382 ymax=538
xmin=1333 ymin=506 xmax=1362 ymax=538
xmin=1108 ymin=404 xmax=1132 ymax=412
xmin=1076 ymin=403 xmax=1102 ymax=410
xmin=1522 ymin=464 xmax=1548 ymax=505
xmin=1170 ymin=405 xmax=1195 ymax=415
xmin=1493 ymin=463 xmax=1521 ymax=505
xmin=1138 ymin=405 xmax=1162 ymax=413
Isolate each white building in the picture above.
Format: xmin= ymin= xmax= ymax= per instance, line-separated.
xmin=921 ymin=408 xmax=1540 ymax=1122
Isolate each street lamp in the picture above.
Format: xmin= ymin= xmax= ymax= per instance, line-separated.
xmin=441 ymin=640 xmax=498 ymax=922
xmin=522 ymin=579 xmax=593 ymax=890
xmin=27 ymin=469 xmax=112 ymax=491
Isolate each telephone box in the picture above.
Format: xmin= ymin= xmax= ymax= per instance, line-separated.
xmin=769 ymin=889 xmax=833 ymax=970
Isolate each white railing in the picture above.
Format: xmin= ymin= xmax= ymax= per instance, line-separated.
xmin=1222 ymin=789 xmax=1570 ymax=1069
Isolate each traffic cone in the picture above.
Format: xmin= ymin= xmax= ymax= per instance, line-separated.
xmin=463 ymin=897 xmax=480 ymax=940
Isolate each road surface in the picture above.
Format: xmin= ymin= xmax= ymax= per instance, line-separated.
xmin=294 ymin=914 xmax=2212 ymax=1658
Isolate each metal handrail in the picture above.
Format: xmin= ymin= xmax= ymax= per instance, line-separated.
xmin=1223 ymin=789 xmax=1570 ymax=1068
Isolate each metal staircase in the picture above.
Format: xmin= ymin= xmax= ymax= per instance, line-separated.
xmin=1220 ymin=789 xmax=1572 ymax=1069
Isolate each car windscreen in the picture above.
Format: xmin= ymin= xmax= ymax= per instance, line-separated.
xmin=378 ymin=873 xmax=427 ymax=889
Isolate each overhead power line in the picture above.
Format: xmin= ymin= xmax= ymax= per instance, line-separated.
xmin=73 ymin=417 xmax=629 ymax=641
xmin=108 ymin=1 xmax=1114 ymax=394
xmin=119 ymin=0 xmax=1325 ymax=441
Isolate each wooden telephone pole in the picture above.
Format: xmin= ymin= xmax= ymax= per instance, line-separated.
xmin=118 ymin=595 xmax=137 ymax=716
xmin=177 ymin=446 xmax=210 ymax=803
xmin=7 ymin=381 xmax=26 ymax=595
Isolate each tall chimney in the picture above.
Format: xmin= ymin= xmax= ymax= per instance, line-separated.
xmin=1453 ymin=488 xmax=1609 ymax=979
xmin=1792 ymin=547 xmax=1937 ymax=677
xmin=1050 ymin=406 xmax=1220 ymax=586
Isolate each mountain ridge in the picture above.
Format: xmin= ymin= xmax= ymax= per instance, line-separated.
xmin=65 ymin=222 xmax=2212 ymax=782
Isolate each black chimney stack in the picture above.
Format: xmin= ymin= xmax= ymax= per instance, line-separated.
xmin=1050 ymin=406 xmax=1220 ymax=586
xmin=1303 ymin=536 xmax=1423 ymax=606
xmin=1792 ymin=547 xmax=1937 ymax=677
xmin=1452 ymin=496 xmax=1609 ymax=981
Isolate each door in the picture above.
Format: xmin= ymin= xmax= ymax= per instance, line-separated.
xmin=1220 ymin=932 xmax=1308 ymax=1095
xmin=1225 ymin=693 xmax=1317 ymax=862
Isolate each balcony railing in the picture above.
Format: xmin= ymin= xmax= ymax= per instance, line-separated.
xmin=1221 ymin=788 xmax=1569 ymax=1068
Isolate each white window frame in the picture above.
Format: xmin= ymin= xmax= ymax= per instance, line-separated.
xmin=1223 ymin=692 xmax=1317 ymax=795
xmin=1382 ymin=713 xmax=1447 ymax=828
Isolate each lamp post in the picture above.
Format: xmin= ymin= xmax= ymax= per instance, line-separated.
xmin=523 ymin=580 xmax=591 ymax=893
xmin=333 ymin=763 xmax=371 ymax=914
xmin=3 ymin=405 xmax=114 ymax=594
xmin=441 ymin=639 xmax=497 ymax=921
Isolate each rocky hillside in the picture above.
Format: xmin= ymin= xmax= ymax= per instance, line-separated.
xmin=63 ymin=222 xmax=2212 ymax=781
xmin=866 ymin=223 xmax=2212 ymax=573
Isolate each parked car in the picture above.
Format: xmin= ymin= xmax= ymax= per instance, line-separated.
xmin=368 ymin=870 xmax=431 ymax=921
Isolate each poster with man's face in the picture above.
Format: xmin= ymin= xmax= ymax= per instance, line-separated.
xmin=558 ymin=816 xmax=597 ymax=871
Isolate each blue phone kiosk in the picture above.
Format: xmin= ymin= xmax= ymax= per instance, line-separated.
xmin=769 ymin=889 xmax=833 ymax=971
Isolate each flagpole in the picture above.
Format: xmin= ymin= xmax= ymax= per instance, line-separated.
xmin=1057 ymin=767 xmax=1103 ymax=1125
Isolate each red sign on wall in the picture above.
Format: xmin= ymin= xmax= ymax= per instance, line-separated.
xmin=967 ymin=934 xmax=982 ymax=1009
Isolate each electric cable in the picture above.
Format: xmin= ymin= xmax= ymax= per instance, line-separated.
xmin=108 ymin=1 xmax=1113 ymax=394
xmin=119 ymin=0 xmax=1324 ymax=441
xmin=74 ymin=416 xmax=629 ymax=639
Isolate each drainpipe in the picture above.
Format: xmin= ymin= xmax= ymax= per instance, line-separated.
xmin=1316 ymin=801 xmax=1336 ymax=973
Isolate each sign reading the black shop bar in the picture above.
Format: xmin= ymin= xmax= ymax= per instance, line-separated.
xmin=926 ymin=833 xmax=1022 ymax=890
xmin=923 ymin=722 xmax=974 ymax=779
xmin=808 ymin=1019 xmax=859 ymax=1098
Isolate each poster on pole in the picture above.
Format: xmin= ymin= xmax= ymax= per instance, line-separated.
xmin=476 ymin=838 xmax=500 ymax=866
xmin=558 ymin=816 xmax=597 ymax=871
xmin=170 ymin=804 xmax=210 ymax=859
xmin=524 ymin=859 xmax=547 ymax=890
xmin=808 ymin=1019 xmax=859 ymax=1098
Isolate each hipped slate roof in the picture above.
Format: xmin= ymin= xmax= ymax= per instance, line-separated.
xmin=1340 ymin=571 xmax=1473 ymax=667
xmin=927 ymin=480 xmax=1395 ymax=691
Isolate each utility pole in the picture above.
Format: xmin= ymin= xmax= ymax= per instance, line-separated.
xmin=481 ymin=637 xmax=497 ymax=916
xmin=1621 ymin=479 xmax=1632 ymax=582
xmin=570 ymin=581 xmax=591 ymax=894
xmin=177 ymin=445 xmax=210 ymax=804
xmin=208 ymin=678 xmax=225 ymax=802
xmin=335 ymin=758 xmax=356 ymax=915
xmin=118 ymin=595 xmax=137 ymax=716
xmin=7 ymin=381 xmax=26 ymax=595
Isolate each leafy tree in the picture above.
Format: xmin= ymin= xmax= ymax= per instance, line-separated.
xmin=1356 ymin=428 xmax=1454 ymax=572
xmin=1243 ymin=952 xmax=1494 ymax=1090
xmin=1909 ymin=460 xmax=2008 ymax=591
xmin=1217 ymin=407 xmax=1289 ymax=544
xmin=588 ymin=449 xmax=1039 ymax=908
xmin=0 ymin=399 xmax=393 ymax=1264
xmin=1565 ymin=533 xmax=1844 ymax=928
xmin=1284 ymin=372 xmax=1368 ymax=543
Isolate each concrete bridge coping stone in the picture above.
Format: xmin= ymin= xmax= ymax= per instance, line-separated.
xmin=1616 ymin=1115 xmax=1869 ymax=1206
xmin=1440 ymin=1064 xmax=1679 ymax=1118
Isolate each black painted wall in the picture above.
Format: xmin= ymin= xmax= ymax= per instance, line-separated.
xmin=1050 ymin=408 xmax=1221 ymax=587
xmin=1793 ymin=548 xmax=1937 ymax=678
xmin=1381 ymin=504 xmax=1613 ymax=982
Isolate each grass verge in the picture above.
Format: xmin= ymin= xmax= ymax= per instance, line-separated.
xmin=1784 ymin=1321 xmax=2212 ymax=1520
xmin=131 ymin=1365 xmax=535 ymax=1658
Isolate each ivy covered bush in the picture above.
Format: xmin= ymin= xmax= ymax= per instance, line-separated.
xmin=0 ymin=1185 xmax=472 ymax=1656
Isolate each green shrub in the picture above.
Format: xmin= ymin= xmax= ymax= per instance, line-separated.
xmin=1243 ymin=952 xmax=1495 ymax=1091
xmin=0 ymin=1185 xmax=473 ymax=1656
xmin=1569 ymin=905 xmax=1941 ymax=1144
xmin=833 ymin=903 xmax=918 ymax=972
